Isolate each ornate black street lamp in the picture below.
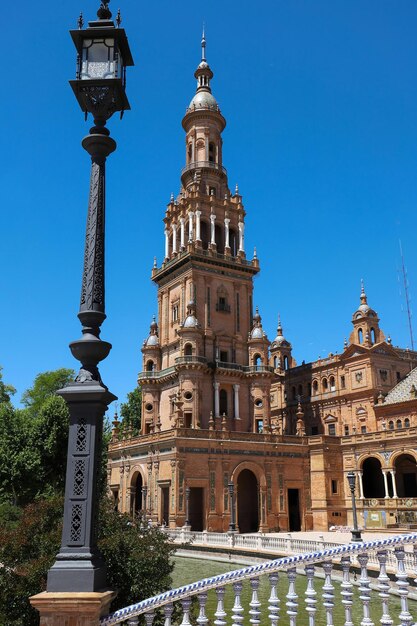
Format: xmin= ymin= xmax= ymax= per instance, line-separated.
xmin=228 ymin=481 xmax=236 ymax=532
xmin=185 ymin=486 xmax=191 ymax=527
xmin=47 ymin=1 xmax=133 ymax=593
xmin=347 ymin=471 xmax=362 ymax=543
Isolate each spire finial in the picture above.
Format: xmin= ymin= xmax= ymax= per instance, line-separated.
xmin=77 ymin=12 xmax=84 ymax=29
xmin=153 ymin=256 xmax=157 ymax=269
xmin=97 ymin=1 xmax=112 ymax=20
xmin=201 ymin=24 xmax=206 ymax=62
xmin=360 ymin=278 xmax=367 ymax=304
xmin=277 ymin=314 xmax=283 ymax=335
xmin=116 ymin=8 xmax=122 ymax=27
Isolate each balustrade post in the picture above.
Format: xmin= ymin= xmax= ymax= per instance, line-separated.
xmin=232 ymin=581 xmax=244 ymax=626
xmin=322 ymin=561 xmax=334 ymax=626
xmin=144 ymin=612 xmax=155 ymax=626
xmin=305 ymin=565 xmax=317 ymax=626
xmin=180 ymin=598 xmax=192 ymax=626
xmin=164 ymin=603 xmax=174 ymax=626
xmin=340 ymin=556 xmax=353 ymax=626
xmin=249 ymin=578 xmax=261 ymax=626
xmin=376 ymin=550 xmax=393 ymax=626
xmin=127 ymin=618 xmax=139 ymax=626
xmin=268 ymin=573 xmax=280 ymax=626
xmin=197 ymin=592 xmax=209 ymax=626
xmin=286 ymin=567 xmax=298 ymax=626
xmin=357 ymin=552 xmax=374 ymax=626
xmin=394 ymin=547 xmax=413 ymax=626
xmin=214 ymin=587 xmax=227 ymax=626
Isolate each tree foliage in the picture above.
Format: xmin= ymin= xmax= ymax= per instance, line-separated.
xmin=120 ymin=385 xmax=142 ymax=436
xmin=21 ymin=368 xmax=74 ymax=415
xmin=0 ymin=497 xmax=175 ymax=624
xmin=0 ymin=365 xmax=16 ymax=403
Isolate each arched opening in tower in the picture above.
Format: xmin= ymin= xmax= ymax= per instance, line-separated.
xmin=229 ymin=228 xmax=237 ymax=256
xmin=394 ymin=454 xmax=417 ymax=497
xmin=362 ymin=457 xmax=384 ymax=498
xmin=215 ymin=224 xmax=224 ymax=253
xmin=132 ymin=472 xmax=143 ymax=517
xmin=237 ymin=469 xmax=259 ymax=533
xmin=200 ymin=220 xmax=209 ymax=248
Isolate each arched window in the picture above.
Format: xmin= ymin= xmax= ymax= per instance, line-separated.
xmin=229 ymin=228 xmax=238 ymax=256
xmin=362 ymin=457 xmax=385 ymax=498
xmin=322 ymin=378 xmax=328 ymax=392
xmin=298 ymin=384 xmax=303 ymax=397
xmin=307 ymin=382 xmax=312 ymax=396
xmin=358 ymin=328 xmax=363 ymax=344
xmin=283 ymin=355 xmax=289 ymax=370
xmin=396 ymin=419 xmax=402 ymax=430
xmin=330 ymin=376 xmax=336 ymax=392
xmin=208 ymin=142 xmax=216 ymax=163
xmin=405 ymin=418 xmax=410 ymax=428
xmin=184 ymin=343 xmax=193 ymax=356
xmin=215 ymin=223 xmax=224 ymax=253
xmin=219 ymin=389 xmax=228 ymax=415
xmin=273 ymin=356 xmax=278 ymax=369
xmin=146 ymin=360 xmax=154 ymax=372
xmin=388 ymin=420 xmax=394 ymax=430
xmin=292 ymin=386 xmax=296 ymax=400
xmin=313 ymin=380 xmax=318 ymax=395
xmin=371 ymin=328 xmax=376 ymax=344
xmin=253 ymin=354 xmax=262 ymax=368
xmin=200 ymin=220 xmax=209 ymax=248
xmin=188 ymin=143 xmax=192 ymax=163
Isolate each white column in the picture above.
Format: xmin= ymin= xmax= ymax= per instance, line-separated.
xmin=164 ymin=227 xmax=169 ymax=259
xmin=233 ymin=384 xmax=240 ymax=419
xmin=390 ymin=470 xmax=398 ymax=498
xmin=195 ymin=210 xmax=201 ymax=241
xmin=238 ymin=220 xmax=245 ymax=252
xmin=188 ymin=212 xmax=194 ymax=242
xmin=224 ymin=218 xmax=230 ymax=249
xmin=210 ymin=213 xmax=216 ymax=245
xmin=357 ymin=471 xmax=364 ymax=500
xmin=382 ymin=470 xmax=390 ymax=499
xmin=213 ymin=382 xmax=220 ymax=418
xmin=180 ymin=217 xmax=185 ymax=249
xmin=172 ymin=223 xmax=177 ymax=254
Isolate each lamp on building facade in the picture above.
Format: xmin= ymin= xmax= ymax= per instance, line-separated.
xmin=46 ymin=1 xmax=133 ymax=593
xmin=347 ymin=471 xmax=362 ymax=543
xmin=228 ymin=481 xmax=236 ymax=532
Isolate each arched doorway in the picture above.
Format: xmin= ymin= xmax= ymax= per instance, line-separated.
xmin=131 ymin=473 xmax=143 ymax=517
xmin=237 ymin=469 xmax=259 ymax=533
xmin=394 ymin=454 xmax=417 ymax=497
xmin=362 ymin=457 xmax=384 ymax=498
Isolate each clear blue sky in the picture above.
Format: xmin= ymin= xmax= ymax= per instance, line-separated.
xmin=2 ymin=0 xmax=417 ymax=410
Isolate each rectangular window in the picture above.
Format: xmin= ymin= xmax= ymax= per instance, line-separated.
xmin=220 ymin=350 xmax=228 ymax=363
xmin=207 ymin=288 xmax=211 ymax=327
xmin=236 ymin=293 xmax=240 ymax=332
xmin=172 ymin=304 xmax=179 ymax=322
xmin=328 ymin=424 xmax=336 ymax=436
xmin=256 ymin=419 xmax=264 ymax=433
xmin=344 ymin=425 xmax=349 ymax=436
xmin=397 ymin=371 xmax=401 ymax=382
xmin=331 ymin=479 xmax=338 ymax=495
xmin=340 ymin=375 xmax=346 ymax=389
xmin=311 ymin=426 xmax=319 ymax=435
xmin=361 ymin=425 xmax=367 ymax=434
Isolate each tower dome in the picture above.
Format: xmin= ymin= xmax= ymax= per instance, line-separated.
xmin=144 ymin=315 xmax=159 ymax=346
xmin=271 ymin=316 xmax=291 ymax=349
xmin=187 ymin=29 xmax=220 ymax=113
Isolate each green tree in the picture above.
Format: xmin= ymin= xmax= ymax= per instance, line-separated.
xmin=21 ymin=368 xmax=74 ymax=415
xmin=0 ymin=496 xmax=175 ymax=625
xmin=0 ymin=365 xmax=16 ymax=403
xmin=120 ymin=386 xmax=142 ymax=435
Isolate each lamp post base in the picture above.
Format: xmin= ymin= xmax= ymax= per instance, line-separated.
xmin=350 ymin=529 xmax=362 ymax=543
xmin=30 ymin=590 xmax=116 ymax=626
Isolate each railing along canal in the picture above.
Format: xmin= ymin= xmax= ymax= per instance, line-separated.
xmin=101 ymin=533 xmax=417 ymax=625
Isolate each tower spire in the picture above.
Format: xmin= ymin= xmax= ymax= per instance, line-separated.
xmin=201 ymin=24 xmax=206 ymax=62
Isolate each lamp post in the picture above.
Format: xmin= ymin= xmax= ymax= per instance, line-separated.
xmin=185 ymin=486 xmax=191 ymax=528
xmin=228 ymin=481 xmax=236 ymax=532
xmin=47 ymin=1 xmax=133 ymax=593
xmin=347 ymin=471 xmax=362 ymax=543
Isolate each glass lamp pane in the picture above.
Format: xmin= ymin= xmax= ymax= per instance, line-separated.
xmin=81 ymin=38 xmax=116 ymax=80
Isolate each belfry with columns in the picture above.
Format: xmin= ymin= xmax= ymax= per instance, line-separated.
xmin=108 ymin=35 xmax=417 ymax=533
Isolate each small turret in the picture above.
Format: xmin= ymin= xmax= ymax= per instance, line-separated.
xmin=270 ymin=315 xmax=295 ymax=371
xmin=349 ymin=281 xmax=385 ymax=346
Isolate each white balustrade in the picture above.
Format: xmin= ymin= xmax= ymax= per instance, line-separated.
xmin=100 ymin=533 xmax=417 ymax=626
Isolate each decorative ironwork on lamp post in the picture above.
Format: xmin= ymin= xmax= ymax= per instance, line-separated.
xmin=47 ymin=1 xmax=133 ymax=593
xmin=228 ymin=481 xmax=236 ymax=532
xmin=347 ymin=471 xmax=362 ymax=543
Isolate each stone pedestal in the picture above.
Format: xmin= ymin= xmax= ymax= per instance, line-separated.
xmin=30 ymin=590 xmax=116 ymax=626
